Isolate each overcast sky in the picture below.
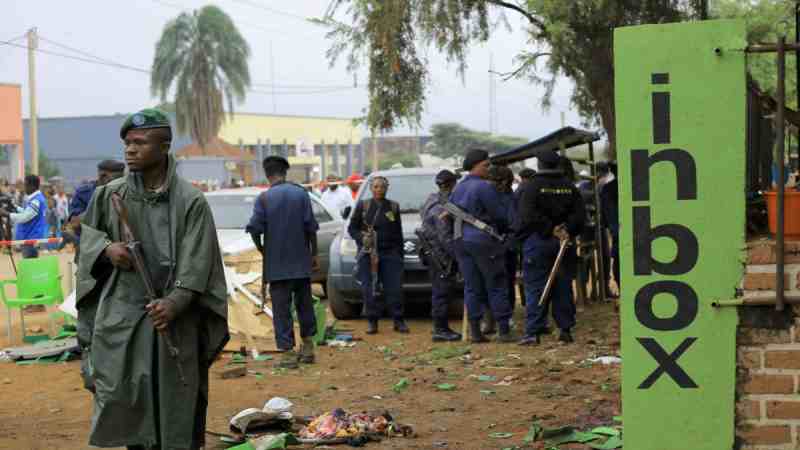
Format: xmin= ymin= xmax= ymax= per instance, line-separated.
xmin=1 ymin=0 xmax=582 ymax=140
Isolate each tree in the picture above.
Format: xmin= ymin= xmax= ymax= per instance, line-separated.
xmin=716 ymin=0 xmax=797 ymax=108
xmin=318 ymin=1 xmax=706 ymax=156
xmin=151 ymin=5 xmax=251 ymax=149
xmin=25 ymin=150 xmax=60 ymax=180
xmin=429 ymin=123 xmax=527 ymax=163
xmin=379 ymin=152 xmax=422 ymax=170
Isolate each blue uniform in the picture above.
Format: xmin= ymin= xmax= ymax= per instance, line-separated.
xmin=421 ymin=192 xmax=457 ymax=322
xmin=15 ymin=191 xmax=48 ymax=258
xmin=515 ymin=172 xmax=585 ymax=337
xmin=246 ymin=182 xmax=319 ymax=351
xmin=600 ymin=178 xmax=620 ymax=292
xmin=69 ymin=181 xmax=96 ymax=220
xmin=449 ymin=175 xmax=512 ymax=328
xmin=347 ymin=198 xmax=405 ymax=321
xmin=498 ymin=191 xmax=519 ymax=311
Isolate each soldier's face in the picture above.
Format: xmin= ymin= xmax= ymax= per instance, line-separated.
xmin=473 ymin=160 xmax=490 ymax=178
xmin=123 ymin=129 xmax=168 ymax=172
xmin=370 ymin=180 xmax=388 ymax=200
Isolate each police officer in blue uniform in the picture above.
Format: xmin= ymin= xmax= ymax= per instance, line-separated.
xmin=420 ymin=170 xmax=462 ymax=342
xmin=64 ymin=160 xmax=125 ymax=258
xmin=600 ymin=162 xmax=620 ymax=296
xmin=348 ymin=176 xmax=408 ymax=335
xmin=450 ymin=149 xmax=514 ymax=343
xmin=247 ymin=156 xmax=320 ymax=369
xmin=515 ymin=150 xmax=585 ymax=345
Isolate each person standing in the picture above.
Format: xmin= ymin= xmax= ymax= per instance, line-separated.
xmin=64 ymin=160 xmax=125 ymax=259
xmin=320 ymin=174 xmax=354 ymax=219
xmin=0 ymin=175 xmax=48 ymax=258
xmin=600 ymin=162 xmax=620 ymax=297
xmin=76 ymin=109 xmax=229 ymax=450
xmin=515 ymin=150 xmax=585 ymax=345
xmin=246 ymin=156 xmax=320 ymax=369
xmin=348 ymin=176 xmax=408 ymax=335
xmin=449 ymin=149 xmax=513 ymax=343
xmin=420 ymin=170 xmax=462 ymax=342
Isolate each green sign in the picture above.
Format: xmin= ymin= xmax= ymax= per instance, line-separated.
xmin=615 ymin=20 xmax=745 ymax=450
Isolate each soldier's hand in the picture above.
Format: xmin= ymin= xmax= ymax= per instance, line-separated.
xmin=311 ymin=255 xmax=320 ymax=272
xmin=105 ymin=242 xmax=133 ymax=271
xmin=145 ymin=299 xmax=178 ymax=332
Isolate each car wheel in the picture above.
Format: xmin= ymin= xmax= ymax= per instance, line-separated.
xmin=327 ymin=278 xmax=361 ymax=320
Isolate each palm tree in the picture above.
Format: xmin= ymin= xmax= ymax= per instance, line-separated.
xmin=151 ymin=5 xmax=251 ymax=149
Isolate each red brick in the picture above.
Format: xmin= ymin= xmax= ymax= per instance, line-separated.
xmin=738 ymin=328 xmax=792 ymax=346
xmin=742 ymin=374 xmax=795 ymax=395
xmin=747 ymin=240 xmax=800 ymax=264
xmin=767 ymin=400 xmax=800 ymax=419
xmin=739 ymin=425 xmax=792 ymax=445
xmin=739 ymin=349 xmax=762 ymax=370
xmin=743 ymin=272 xmax=789 ymax=291
xmin=737 ymin=400 xmax=761 ymax=420
xmin=765 ymin=350 xmax=800 ymax=369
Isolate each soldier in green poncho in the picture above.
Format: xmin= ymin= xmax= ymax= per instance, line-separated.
xmin=76 ymin=109 xmax=229 ymax=450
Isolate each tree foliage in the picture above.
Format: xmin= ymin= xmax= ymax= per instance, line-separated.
xmin=151 ymin=5 xmax=251 ymax=149
xmin=319 ymin=0 xmax=706 ymax=155
xmin=429 ymin=122 xmax=527 ymax=163
xmin=379 ymin=152 xmax=422 ymax=170
xmin=715 ymin=0 xmax=797 ymax=108
xmin=26 ymin=151 xmax=60 ymax=180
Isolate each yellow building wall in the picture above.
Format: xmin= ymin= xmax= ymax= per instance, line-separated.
xmin=219 ymin=113 xmax=362 ymax=146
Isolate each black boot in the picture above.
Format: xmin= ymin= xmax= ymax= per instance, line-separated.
xmin=393 ymin=319 xmax=410 ymax=334
xmin=496 ymin=321 xmax=515 ymax=343
xmin=559 ymin=329 xmax=574 ymax=343
xmin=432 ymin=318 xmax=462 ymax=342
xmin=469 ymin=320 xmax=489 ymax=343
xmin=366 ymin=320 xmax=378 ymax=335
xmin=481 ymin=310 xmax=497 ymax=335
xmin=518 ymin=334 xmax=540 ymax=346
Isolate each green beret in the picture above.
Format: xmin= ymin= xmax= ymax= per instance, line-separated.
xmin=120 ymin=108 xmax=171 ymax=139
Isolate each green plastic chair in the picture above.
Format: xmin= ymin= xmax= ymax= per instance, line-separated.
xmin=1 ymin=256 xmax=64 ymax=344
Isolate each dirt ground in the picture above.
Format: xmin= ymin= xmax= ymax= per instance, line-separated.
xmin=0 ymin=250 xmax=621 ymax=450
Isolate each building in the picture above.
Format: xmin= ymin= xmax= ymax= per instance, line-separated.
xmin=0 ymin=84 xmax=24 ymax=182
xmin=22 ymin=112 xmax=364 ymax=187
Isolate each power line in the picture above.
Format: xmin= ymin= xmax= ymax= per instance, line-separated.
xmin=0 ymin=39 xmax=151 ymax=74
xmin=226 ymin=0 xmax=317 ymax=24
xmin=149 ymin=0 xmax=321 ymax=40
xmin=0 ymin=36 xmax=360 ymax=96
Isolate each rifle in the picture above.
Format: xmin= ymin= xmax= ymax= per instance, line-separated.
xmin=538 ymin=237 xmax=570 ymax=307
xmin=360 ymin=224 xmax=380 ymax=296
xmin=442 ymin=202 xmax=505 ymax=242
xmin=415 ymin=228 xmax=457 ymax=281
xmin=110 ymin=193 xmax=187 ymax=386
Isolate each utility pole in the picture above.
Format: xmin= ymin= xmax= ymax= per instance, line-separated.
xmin=371 ymin=132 xmax=378 ymax=172
xmin=489 ymin=52 xmax=496 ymax=134
xmin=270 ymin=41 xmax=276 ymax=114
xmin=27 ymin=27 xmax=38 ymax=177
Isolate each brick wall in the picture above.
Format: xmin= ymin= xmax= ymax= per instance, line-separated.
xmin=738 ymin=240 xmax=800 ymax=449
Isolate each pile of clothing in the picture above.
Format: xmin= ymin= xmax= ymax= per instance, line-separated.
xmin=299 ymin=409 xmax=395 ymax=440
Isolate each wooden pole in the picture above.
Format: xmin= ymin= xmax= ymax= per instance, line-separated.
xmin=27 ymin=28 xmax=38 ymax=177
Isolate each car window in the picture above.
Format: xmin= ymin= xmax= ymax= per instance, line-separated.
xmin=359 ymin=174 xmax=435 ymax=213
xmin=312 ymin=199 xmax=333 ymax=223
xmin=205 ymin=194 xmax=257 ymax=229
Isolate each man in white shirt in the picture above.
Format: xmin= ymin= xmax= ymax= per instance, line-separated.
xmin=320 ymin=174 xmax=353 ymax=219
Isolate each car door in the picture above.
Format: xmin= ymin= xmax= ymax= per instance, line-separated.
xmin=310 ymin=196 xmax=341 ymax=281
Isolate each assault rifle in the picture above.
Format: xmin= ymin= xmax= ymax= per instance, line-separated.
xmin=442 ymin=202 xmax=505 ymax=242
xmin=359 ymin=224 xmax=380 ymax=296
xmin=415 ymin=228 xmax=458 ymax=281
xmin=110 ymin=193 xmax=187 ymax=386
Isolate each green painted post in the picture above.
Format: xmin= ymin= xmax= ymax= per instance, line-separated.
xmin=615 ymin=20 xmax=746 ymax=450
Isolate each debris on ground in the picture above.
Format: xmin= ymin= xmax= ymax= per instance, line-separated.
xmin=584 ymin=356 xmax=622 ymax=365
xmin=298 ymin=408 xmax=414 ymax=444
xmin=392 ymin=378 xmax=410 ymax=393
xmin=0 ymin=337 xmax=79 ymax=363
xmin=229 ymin=397 xmax=294 ymax=434
xmin=517 ymin=421 xmax=623 ymax=449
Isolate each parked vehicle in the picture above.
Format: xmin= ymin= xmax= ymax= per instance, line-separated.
xmin=327 ymin=168 xmax=461 ymax=319
xmin=205 ymin=187 xmax=343 ymax=286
